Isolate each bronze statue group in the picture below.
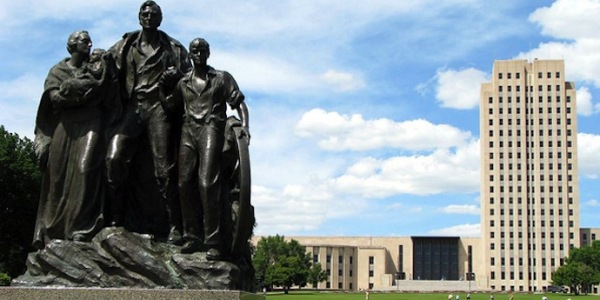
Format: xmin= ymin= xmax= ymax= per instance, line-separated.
xmin=33 ymin=1 xmax=251 ymax=262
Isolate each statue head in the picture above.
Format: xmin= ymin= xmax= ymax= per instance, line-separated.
xmin=189 ymin=38 xmax=210 ymax=66
xmin=189 ymin=38 xmax=210 ymax=52
xmin=139 ymin=1 xmax=163 ymax=30
xmin=66 ymin=30 xmax=92 ymax=56
xmin=89 ymin=48 xmax=106 ymax=63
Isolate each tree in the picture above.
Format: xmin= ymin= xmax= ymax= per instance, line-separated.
xmin=552 ymin=261 xmax=583 ymax=294
xmin=253 ymin=235 xmax=325 ymax=293
xmin=307 ymin=262 xmax=328 ymax=287
xmin=0 ymin=126 xmax=41 ymax=279
xmin=552 ymin=240 xmax=600 ymax=295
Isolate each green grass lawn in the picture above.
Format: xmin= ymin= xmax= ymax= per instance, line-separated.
xmin=265 ymin=291 xmax=598 ymax=300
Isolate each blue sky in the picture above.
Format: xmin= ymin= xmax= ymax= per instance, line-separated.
xmin=1 ymin=0 xmax=599 ymax=237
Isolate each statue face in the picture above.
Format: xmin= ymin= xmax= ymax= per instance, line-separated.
xmin=139 ymin=5 xmax=162 ymax=30
xmin=75 ymin=32 xmax=93 ymax=56
xmin=90 ymin=49 xmax=104 ymax=63
xmin=189 ymin=44 xmax=209 ymax=66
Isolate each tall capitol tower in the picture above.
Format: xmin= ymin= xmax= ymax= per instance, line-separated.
xmin=480 ymin=59 xmax=579 ymax=292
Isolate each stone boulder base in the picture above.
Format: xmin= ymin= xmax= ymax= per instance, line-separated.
xmin=13 ymin=227 xmax=242 ymax=289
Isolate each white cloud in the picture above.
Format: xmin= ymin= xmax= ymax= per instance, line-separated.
xmin=576 ymin=86 xmax=599 ymax=116
xmin=428 ymin=223 xmax=480 ymax=237
xmin=520 ymin=0 xmax=600 ymax=88
xmin=321 ymin=70 xmax=366 ymax=92
xmin=435 ymin=68 xmax=489 ymax=109
xmin=252 ymin=184 xmax=368 ymax=235
xmin=295 ymin=109 xmax=474 ymax=151
xmin=584 ymin=199 xmax=600 ymax=207
xmin=578 ymin=133 xmax=600 ymax=179
xmin=440 ymin=205 xmax=480 ymax=215
xmin=251 ymin=107 xmax=483 ymax=233
xmin=212 ymin=52 xmax=319 ymax=95
xmin=330 ymin=140 xmax=481 ymax=197
xmin=529 ymin=0 xmax=600 ymax=40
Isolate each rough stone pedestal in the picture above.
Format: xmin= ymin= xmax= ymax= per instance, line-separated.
xmin=0 ymin=287 xmax=265 ymax=300
xmin=12 ymin=227 xmax=254 ymax=290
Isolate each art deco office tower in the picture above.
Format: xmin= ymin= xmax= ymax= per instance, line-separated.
xmin=480 ymin=59 xmax=579 ymax=292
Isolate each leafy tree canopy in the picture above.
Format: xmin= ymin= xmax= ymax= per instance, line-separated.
xmin=0 ymin=126 xmax=41 ymax=278
xmin=253 ymin=235 xmax=326 ymax=293
xmin=552 ymin=240 xmax=600 ymax=295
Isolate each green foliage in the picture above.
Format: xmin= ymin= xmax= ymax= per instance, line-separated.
xmin=0 ymin=272 xmax=10 ymax=286
xmin=552 ymin=240 xmax=600 ymax=295
xmin=307 ymin=262 xmax=327 ymax=286
xmin=253 ymin=235 xmax=325 ymax=292
xmin=0 ymin=126 xmax=41 ymax=277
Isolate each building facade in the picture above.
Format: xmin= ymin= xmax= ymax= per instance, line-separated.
xmin=253 ymin=59 xmax=597 ymax=294
xmin=280 ymin=236 xmax=483 ymax=291
xmin=480 ymin=59 xmax=580 ymax=292
xmin=580 ymin=228 xmax=600 ymax=247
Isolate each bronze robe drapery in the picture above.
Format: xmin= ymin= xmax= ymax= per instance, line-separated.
xmin=33 ymin=56 xmax=119 ymax=248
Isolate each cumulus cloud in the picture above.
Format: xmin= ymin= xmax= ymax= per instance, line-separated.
xmin=576 ymin=86 xmax=600 ymax=116
xmin=521 ymin=0 xmax=600 ymax=90
xmin=428 ymin=223 xmax=480 ymax=237
xmin=529 ymin=0 xmax=600 ymax=40
xmin=331 ymin=142 xmax=480 ymax=197
xmin=435 ymin=68 xmax=489 ymax=109
xmin=251 ymin=108 xmax=483 ymax=233
xmin=578 ymin=133 xmax=600 ymax=179
xmin=295 ymin=109 xmax=474 ymax=151
xmin=440 ymin=205 xmax=480 ymax=215
xmin=577 ymin=87 xmax=594 ymax=116
xmin=321 ymin=70 xmax=366 ymax=92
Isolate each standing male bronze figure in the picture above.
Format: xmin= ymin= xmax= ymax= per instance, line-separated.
xmin=162 ymin=38 xmax=249 ymax=259
xmin=106 ymin=0 xmax=191 ymax=243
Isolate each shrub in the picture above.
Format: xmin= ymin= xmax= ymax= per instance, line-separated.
xmin=0 ymin=272 xmax=11 ymax=286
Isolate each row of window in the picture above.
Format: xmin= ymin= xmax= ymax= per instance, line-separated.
xmin=489 ymin=116 xmax=572 ymax=126
xmin=490 ymin=174 xmax=574 ymax=183
xmin=489 ymin=106 xmax=572 ymax=115
xmin=489 ymin=129 xmax=573 ymax=137
xmin=490 ymin=230 xmax=570 ymax=240
xmin=326 ymin=268 xmax=353 ymax=277
xmin=490 ymin=151 xmax=573 ymax=160
xmin=498 ymin=84 xmax=562 ymax=93
xmin=490 ymin=238 xmax=574 ymax=252
xmin=490 ymin=269 xmax=554 ymax=281
xmin=497 ymin=71 xmax=561 ymax=80
xmin=318 ymin=254 xmax=354 ymax=265
xmin=489 ymin=140 xmax=573 ymax=149
xmin=488 ymin=161 xmax=574 ymax=171
xmin=489 ymin=196 xmax=574 ymax=205
xmin=491 ymin=256 xmax=560 ymax=267
xmin=487 ymin=95 xmax=572 ymax=105
xmin=489 ymin=219 xmax=574 ymax=228
xmin=489 ymin=208 xmax=573 ymax=216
